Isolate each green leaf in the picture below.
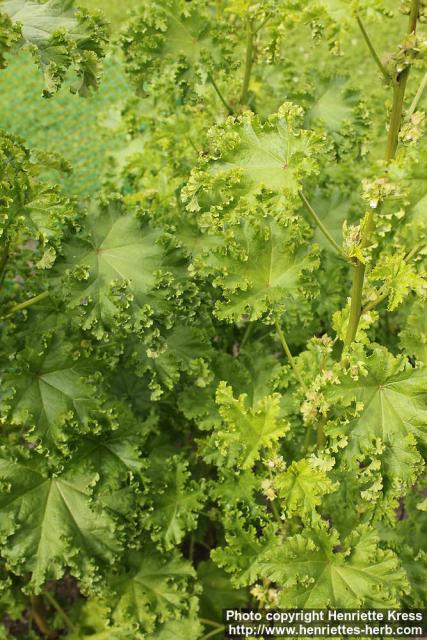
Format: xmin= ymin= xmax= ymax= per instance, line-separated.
xmin=142 ymin=454 xmax=205 ymax=550
xmin=183 ymin=103 xmax=325 ymax=222
xmin=153 ymin=597 xmax=203 ymax=640
xmin=0 ymin=131 xmax=76 ymax=252
xmin=212 ymin=511 xmax=277 ymax=588
xmin=198 ymin=560 xmax=247 ymax=622
xmin=203 ymin=382 xmax=289 ymax=470
xmin=261 ymin=523 xmax=408 ymax=607
xmin=201 ymin=217 xmax=319 ymax=323
xmin=1 ymin=0 xmax=109 ymax=96
xmin=274 ymin=457 xmax=337 ymax=521
xmin=400 ymin=299 xmax=427 ymax=364
xmin=327 ymin=346 xmax=427 ymax=485
xmin=109 ymin=549 xmax=195 ymax=634
xmin=57 ymin=196 xmax=189 ymax=339
xmin=369 ymin=252 xmax=425 ymax=311
xmin=1 ymin=335 xmax=106 ymax=451
xmin=0 ymin=450 xmax=121 ymax=591
xmin=121 ymin=0 xmax=229 ymax=100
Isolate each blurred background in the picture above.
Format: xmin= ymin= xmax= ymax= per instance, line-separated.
xmin=0 ymin=0 xmax=139 ymax=196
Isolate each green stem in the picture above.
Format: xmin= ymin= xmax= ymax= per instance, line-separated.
xmin=200 ymin=618 xmax=224 ymax=630
xmin=299 ymin=191 xmax=345 ymax=257
xmin=344 ymin=0 xmax=420 ymax=348
xmin=270 ymin=497 xmax=283 ymax=525
xmin=407 ymin=71 xmax=427 ymax=118
xmin=316 ymin=417 xmax=326 ymax=449
xmin=208 ymin=73 xmax=233 ymax=114
xmin=385 ymin=0 xmax=420 ymax=160
xmin=240 ymin=20 xmax=254 ymax=105
xmin=408 ymin=0 xmax=421 ymax=34
xmin=274 ymin=317 xmax=307 ymax=392
xmin=2 ymin=290 xmax=49 ymax=320
xmin=240 ymin=321 xmax=253 ymax=348
xmin=43 ymin=591 xmax=77 ymax=633
xmin=356 ymin=16 xmax=390 ymax=83
xmin=201 ymin=626 xmax=225 ymax=640
xmin=30 ymin=596 xmax=55 ymax=639
xmin=385 ymin=72 xmax=410 ymax=161
xmin=189 ymin=534 xmax=195 ymax=562
xmin=344 ymin=261 xmax=367 ymax=346
xmin=0 ymin=242 xmax=9 ymax=287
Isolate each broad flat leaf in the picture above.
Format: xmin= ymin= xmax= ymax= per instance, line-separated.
xmin=261 ymin=523 xmax=408 ymax=607
xmin=1 ymin=336 xmax=104 ymax=450
xmin=205 ymin=382 xmax=289 ymax=469
xmin=327 ymin=346 xmax=427 ymax=485
xmin=1 ymin=0 xmax=109 ymax=96
xmin=0 ymin=451 xmax=120 ymax=590
xmin=110 ymin=549 xmax=195 ymax=633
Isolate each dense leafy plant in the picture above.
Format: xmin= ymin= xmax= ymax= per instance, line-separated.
xmin=0 ymin=0 xmax=426 ymax=637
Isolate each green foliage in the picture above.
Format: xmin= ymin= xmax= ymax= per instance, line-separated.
xmin=0 ymin=0 xmax=109 ymax=96
xmin=0 ymin=0 xmax=426 ymax=636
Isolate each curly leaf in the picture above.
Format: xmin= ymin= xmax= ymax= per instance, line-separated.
xmin=0 ymin=451 xmax=121 ymax=591
xmin=1 ymin=0 xmax=109 ymax=96
xmin=261 ymin=523 xmax=408 ymax=607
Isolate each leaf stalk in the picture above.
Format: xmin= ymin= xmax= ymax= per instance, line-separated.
xmin=299 ymin=191 xmax=345 ymax=257
xmin=208 ymin=73 xmax=234 ymax=114
xmin=356 ymin=16 xmax=390 ymax=83
xmin=1 ymin=291 xmax=50 ymax=320
xmin=274 ymin=317 xmax=307 ymax=392
xmin=43 ymin=591 xmax=77 ymax=633
xmin=240 ymin=19 xmax=255 ymax=105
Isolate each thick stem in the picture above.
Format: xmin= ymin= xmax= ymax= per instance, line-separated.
xmin=274 ymin=317 xmax=308 ymax=392
xmin=344 ymin=263 xmax=366 ymax=346
xmin=208 ymin=73 xmax=234 ymax=115
xmin=344 ymin=210 xmax=374 ymax=346
xmin=240 ymin=20 xmax=254 ymax=105
xmin=299 ymin=191 xmax=345 ymax=257
xmin=344 ymin=0 xmax=420 ymax=348
xmin=385 ymin=72 xmax=410 ymax=161
xmin=408 ymin=0 xmax=421 ymax=34
xmin=356 ymin=16 xmax=390 ymax=83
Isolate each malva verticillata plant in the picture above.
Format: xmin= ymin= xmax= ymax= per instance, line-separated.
xmin=0 ymin=0 xmax=426 ymax=638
